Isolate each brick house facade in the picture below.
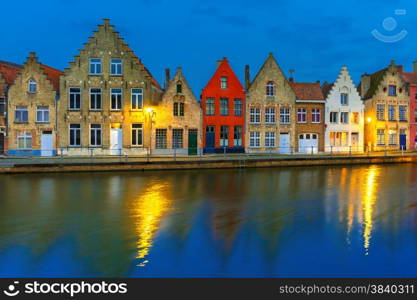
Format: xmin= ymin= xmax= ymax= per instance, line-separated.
xmin=57 ymin=19 xmax=162 ymax=156
xmin=7 ymin=52 xmax=62 ymax=156
xmin=245 ymin=53 xmax=296 ymax=153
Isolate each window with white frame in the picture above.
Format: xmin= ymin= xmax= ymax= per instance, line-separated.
xmin=377 ymin=104 xmax=385 ymax=120
xmin=131 ymin=124 xmax=143 ymax=146
xmin=28 ymin=79 xmax=37 ymax=93
xmin=69 ymin=124 xmax=81 ymax=146
xmin=297 ymin=108 xmax=306 ymax=123
xmin=389 ymin=131 xmax=397 ymax=145
xmin=265 ymin=107 xmax=276 ymax=124
xmin=312 ymin=108 xmax=320 ymax=123
xmin=173 ymin=129 xmax=183 ymax=148
xmin=131 ymin=88 xmax=143 ymax=110
xmin=220 ymin=126 xmax=229 ymax=147
xmin=90 ymin=88 xmax=102 ymax=110
xmin=250 ymin=131 xmax=260 ymax=148
xmin=234 ymin=126 xmax=242 ymax=146
xmin=250 ymin=107 xmax=260 ymax=124
xmin=377 ymin=129 xmax=385 ymax=145
xmin=111 ymin=88 xmax=122 ymax=110
xmin=330 ymin=112 xmax=338 ymax=123
xmin=280 ymin=108 xmax=290 ymax=124
xmin=156 ymin=129 xmax=167 ymax=149
xmin=69 ymin=88 xmax=81 ymax=110
xmin=0 ymin=98 xmax=5 ymax=115
xmin=340 ymin=93 xmax=348 ymax=105
xmin=17 ymin=131 xmax=32 ymax=149
xmin=399 ymin=105 xmax=407 ymax=121
xmin=206 ymin=98 xmax=215 ymax=115
xmin=89 ymin=58 xmax=102 ymax=75
xmin=110 ymin=58 xmax=122 ymax=75
xmin=36 ymin=106 xmax=49 ymax=123
xmin=388 ymin=105 xmax=395 ymax=121
xmin=266 ymin=81 xmax=275 ymax=96
xmin=265 ymin=132 xmax=275 ymax=147
xmin=15 ymin=106 xmax=28 ymax=123
xmin=340 ymin=112 xmax=349 ymax=124
xmin=90 ymin=124 xmax=102 ymax=146
xmin=220 ymin=76 xmax=228 ymax=89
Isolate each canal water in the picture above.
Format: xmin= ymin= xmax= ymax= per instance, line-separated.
xmin=1 ymin=164 xmax=417 ymax=277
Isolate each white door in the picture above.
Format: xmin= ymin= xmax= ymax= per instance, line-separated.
xmin=298 ymin=133 xmax=318 ymax=153
xmin=279 ymin=133 xmax=291 ymax=153
xmin=41 ymin=131 xmax=53 ymax=157
xmin=110 ymin=129 xmax=122 ymax=155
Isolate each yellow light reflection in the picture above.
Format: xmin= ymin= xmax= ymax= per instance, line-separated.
xmin=362 ymin=166 xmax=379 ymax=255
xmin=131 ymin=182 xmax=171 ymax=266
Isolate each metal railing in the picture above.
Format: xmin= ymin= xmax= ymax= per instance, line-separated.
xmin=0 ymin=145 xmax=414 ymax=166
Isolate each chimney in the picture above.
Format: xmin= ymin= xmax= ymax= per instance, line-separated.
xmin=413 ymin=60 xmax=417 ymax=73
xmin=288 ymin=69 xmax=295 ymax=82
xmin=245 ymin=65 xmax=250 ymax=90
xmin=216 ymin=59 xmax=222 ymax=67
xmin=360 ymin=73 xmax=371 ymax=97
xmin=28 ymin=52 xmax=37 ymax=62
xmin=165 ymin=68 xmax=170 ymax=89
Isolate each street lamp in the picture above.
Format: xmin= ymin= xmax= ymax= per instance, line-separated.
xmin=367 ymin=117 xmax=372 ymax=123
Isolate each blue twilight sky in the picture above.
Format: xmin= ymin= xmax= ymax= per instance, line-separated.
xmin=1 ymin=0 xmax=416 ymax=95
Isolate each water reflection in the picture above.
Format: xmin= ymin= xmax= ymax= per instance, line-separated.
xmin=129 ymin=181 xmax=172 ymax=266
xmin=1 ymin=164 xmax=417 ymax=277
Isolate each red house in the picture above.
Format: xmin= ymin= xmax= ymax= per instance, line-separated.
xmin=201 ymin=58 xmax=245 ymax=153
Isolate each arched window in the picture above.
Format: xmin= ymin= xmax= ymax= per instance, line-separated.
xmin=176 ymin=82 xmax=182 ymax=94
xmin=266 ymin=81 xmax=275 ymax=96
xmin=28 ymin=79 xmax=37 ymax=93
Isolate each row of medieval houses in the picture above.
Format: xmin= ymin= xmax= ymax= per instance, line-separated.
xmin=0 ymin=19 xmax=416 ymax=157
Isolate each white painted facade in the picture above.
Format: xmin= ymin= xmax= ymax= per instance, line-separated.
xmin=324 ymin=66 xmax=364 ymax=152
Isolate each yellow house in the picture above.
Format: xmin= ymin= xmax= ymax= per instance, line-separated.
xmin=151 ymin=67 xmax=202 ymax=155
xmin=360 ymin=61 xmax=409 ymax=151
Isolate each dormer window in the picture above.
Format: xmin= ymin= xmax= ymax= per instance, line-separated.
xmin=89 ymin=58 xmax=102 ymax=75
xmin=110 ymin=58 xmax=122 ymax=75
xmin=220 ymin=76 xmax=228 ymax=89
xmin=28 ymin=79 xmax=37 ymax=93
xmin=266 ymin=81 xmax=275 ymax=96
xmin=176 ymin=83 xmax=182 ymax=94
